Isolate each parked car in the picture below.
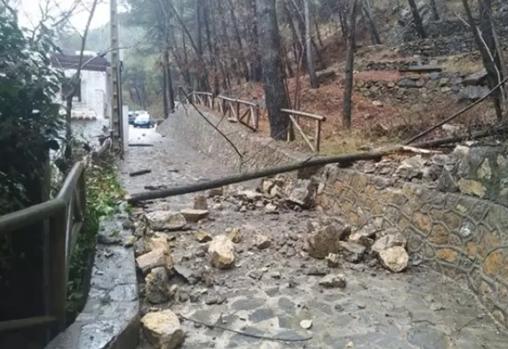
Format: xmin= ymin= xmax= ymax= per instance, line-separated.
xmin=128 ymin=111 xmax=138 ymax=125
xmin=133 ymin=112 xmax=152 ymax=128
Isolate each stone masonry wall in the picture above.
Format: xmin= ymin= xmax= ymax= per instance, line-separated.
xmin=317 ymin=166 xmax=508 ymax=328
xmin=158 ymin=105 xmax=304 ymax=171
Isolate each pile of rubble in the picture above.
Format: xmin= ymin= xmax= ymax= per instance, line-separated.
xmin=131 ymin=176 xmax=411 ymax=348
xmin=306 ymin=219 xmax=409 ymax=273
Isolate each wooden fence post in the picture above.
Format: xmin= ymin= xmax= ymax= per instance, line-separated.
xmin=48 ymin=206 xmax=67 ymax=333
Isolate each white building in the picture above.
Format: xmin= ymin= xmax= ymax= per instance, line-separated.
xmin=51 ymin=53 xmax=111 ymax=146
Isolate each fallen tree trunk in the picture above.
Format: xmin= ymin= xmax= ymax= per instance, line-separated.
xmin=127 ymin=123 xmax=508 ymax=204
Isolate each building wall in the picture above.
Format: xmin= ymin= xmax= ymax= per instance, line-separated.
xmin=63 ymin=69 xmax=109 ymax=119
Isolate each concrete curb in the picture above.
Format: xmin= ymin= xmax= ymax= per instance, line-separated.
xmin=46 ymin=211 xmax=139 ymax=349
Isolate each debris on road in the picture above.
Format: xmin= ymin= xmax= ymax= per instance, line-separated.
xmin=129 ymin=169 xmax=152 ymax=177
xmin=208 ymin=235 xmax=236 ymax=269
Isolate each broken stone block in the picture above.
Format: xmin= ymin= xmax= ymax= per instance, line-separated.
xmin=193 ymin=195 xmax=208 ymax=210
xmin=254 ymin=234 xmax=271 ymax=250
xmin=208 ymin=235 xmax=235 ymax=269
xmin=180 ymin=208 xmax=209 ymax=223
xmin=145 ymin=267 xmax=170 ymax=304
xmin=300 ymin=319 xmax=313 ymax=329
xmin=141 ymin=310 xmax=185 ymax=349
xmin=437 ymin=169 xmax=459 ymax=193
xmin=457 ymin=178 xmax=487 ymax=198
xmin=227 ymin=227 xmax=242 ymax=243
xmin=326 ymin=253 xmax=340 ymax=268
xmin=339 ymin=241 xmax=366 ymax=263
xmin=235 ymin=189 xmax=263 ymax=202
xmin=318 ymin=274 xmax=347 ymax=288
xmin=148 ymin=233 xmax=170 ymax=252
xmin=287 ymin=179 xmax=317 ymax=208
xmin=136 ymin=249 xmax=173 ymax=274
xmin=264 ymin=203 xmax=278 ymax=214
xmin=146 ymin=211 xmax=187 ymax=231
xmin=308 ymin=223 xmax=351 ymax=259
xmin=379 ymin=246 xmax=409 ymax=273
xmin=371 ymin=231 xmax=407 ymax=255
xmin=194 ymin=231 xmax=212 ymax=243
xmin=395 ymin=155 xmax=425 ymax=180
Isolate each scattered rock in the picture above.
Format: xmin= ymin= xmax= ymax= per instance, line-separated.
xmin=264 ymin=203 xmax=278 ymax=214
xmin=148 ymin=233 xmax=170 ymax=252
xmin=287 ymin=179 xmax=317 ymax=208
xmin=395 ymin=155 xmax=425 ymax=180
xmin=319 ymin=274 xmax=347 ymax=289
xmin=339 ymin=241 xmax=366 ymax=263
xmin=208 ymin=235 xmax=236 ymax=269
xmin=227 ymin=227 xmax=242 ymax=243
xmin=371 ymin=231 xmax=407 ymax=255
xmin=180 ymin=209 xmax=209 ymax=223
xmin=136 ymin=249 xmax=173 ymax=274
xmin=372 ymin=100 xmax=383 ymax=107
xmin=236 ymin=190 xmax=263 ymax=201
xmin=194 ymin=231 xmax=212 ymax=243
xmin=193 ymin=195 xmax=208 ymax=210
xmin=306 ymin=267 xmax=329 ymax=276
xmin=457 ymin=178 xmax=487 ymax=198
xmin=379 ymin=246 xmax=409 ymax=273
xmin=145 ymin=267 xmax=170 ymax=304
xmin=254 ymin=234 xmax=271 ymax=250
xmin=326 ymin=253 xmax=340 ymax=268
xmin=300 ymin=319 xmax=313 ymax=329
xmin=146 ymin=211 xmax=187 ymax=231
xmin=141 ymin=310 xmax=185 ymax=349
xmin=308 ymin=223 xmax=351 ymax=259
xmin=437 ymin=169 xmax=459 ymax=193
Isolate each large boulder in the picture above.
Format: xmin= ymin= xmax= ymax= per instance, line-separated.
xmin=254 ymin=234 xmax=271 ymax=250
xmin=208 ymin=235 xmax=236 ymax=269
xmin=371 ymin=230 xmax=407 ymax=255
xmin=287 ymin=179 xmax=317 ymax=208
xmin=308 ymin=223 xmax=351 ymax=259
xmin=318 ymin=274 xmax=347 ymax=289
xmin=145 ymin=267 xmax=170 ymax=304
xmin=141 ymin=310 xmax=185 ymax=349
xmin=136 ymin=249 xmax=173 ymax=274
xmin=146 ymin=211 xmax=187 ymax=231
xmin=379 ymin=247 xmax=409 ymax=273
xmin=180 ymin=208 xmax=209 ymax=223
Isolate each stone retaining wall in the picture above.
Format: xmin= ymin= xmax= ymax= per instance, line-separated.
xmin=317 ymin=166 xmax=508 ymax=328
xmin=158 ymin=106 xmax=305 ymax=171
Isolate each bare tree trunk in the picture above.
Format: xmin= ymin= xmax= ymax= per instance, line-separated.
xmin=162 ymin=54 xmax=169 ymax=118
xmin=342 ymin=0 xmax=359 ymax=129
xmin=257 ymin=0 xmax=290 ymax=140
xmin=227 ymin=0 xmax=251 ymax=82
xmin=249 ymin=0 xmax=263 ymax=81
xmin=304 ymin=0 xmax=319 ymax=88
xmin=408 ymin=0 xmax=426 ymax=38
xmin=429 ymin=0 xmax=440 ymax=20
xmin=462 ymin=0 xmax=505 ymax=120
xmin=362 ymin=0 xmax=382 ymax=44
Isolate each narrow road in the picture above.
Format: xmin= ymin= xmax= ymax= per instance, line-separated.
xmin=120 ymin=124 xmax=508 ymax=349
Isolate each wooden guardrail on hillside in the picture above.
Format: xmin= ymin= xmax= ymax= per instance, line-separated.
xmin=190 ymin=92 xmax=326 ymax=151
xmin=191 ymin=91 xmax=260 ymax=131
xmin=281 ymin=108 xmax=326 ymax=152
xmin=0 ymin=138 xmax=111 ymax=336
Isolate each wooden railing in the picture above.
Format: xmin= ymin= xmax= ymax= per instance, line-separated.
xmin=191 ymin=91 xmax=260 ymax=132
xmin=281 ymin=108 xmax=326 ymax=152
xmin=0 ymin=138 xmax=111 ymax=336
xmin=192 ymin=91 xmax=214 ymax=109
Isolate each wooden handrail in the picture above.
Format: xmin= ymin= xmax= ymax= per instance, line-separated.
xmin=281 ymin=108 xmax=326 ymax=121
xmin=0 ymin=141 xmax=110 ymax=336
xmin=0 ymin=316 xmax=56 ymax=332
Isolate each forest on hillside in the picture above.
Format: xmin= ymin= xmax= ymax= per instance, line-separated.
xmin=59 ymin=0 xmax=508 ymax=149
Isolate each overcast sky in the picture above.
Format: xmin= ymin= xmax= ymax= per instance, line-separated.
xmin=17 ymin=0 xmax=114 ymax=32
